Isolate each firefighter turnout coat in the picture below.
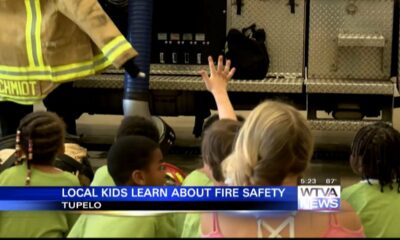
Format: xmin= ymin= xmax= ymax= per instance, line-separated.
xmin=0 ymin=0 xmax=138 ymax=104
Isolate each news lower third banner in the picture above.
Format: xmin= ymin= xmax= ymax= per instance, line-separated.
xmin=0 ymin=186 xmax=340 ymax=211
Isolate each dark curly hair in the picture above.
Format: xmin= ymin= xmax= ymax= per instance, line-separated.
xmin=116 ymin=116 xmax=159 ymax=142
xmin=350 ymin=122 xmax=400 ymax=193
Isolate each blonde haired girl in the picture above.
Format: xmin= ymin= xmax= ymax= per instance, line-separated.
xmin=200 ymin=59 xmax=364 ymax=237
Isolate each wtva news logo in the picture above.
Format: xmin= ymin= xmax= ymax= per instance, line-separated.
xmin=298 ymin=185 xmax=341 ymax=211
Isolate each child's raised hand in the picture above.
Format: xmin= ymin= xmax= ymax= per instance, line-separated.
xmin=199 ymin=56 xmax=236 ymax=95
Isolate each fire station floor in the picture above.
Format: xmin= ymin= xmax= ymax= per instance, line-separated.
xmin=34 ymin=103 xmax=400 ymax=188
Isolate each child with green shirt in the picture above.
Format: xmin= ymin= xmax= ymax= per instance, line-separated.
xmin=91 ymin=116 xmax=160 ymax=186
xmin=0 ymin=112 xmax=80 ymax=238
xmin=67 ymin=135 xmax=177 ymax=238
xmin=342 ymin=122 xmax=400 ymax=238
xmin=179 ymin=119 xmax=242 ymax=237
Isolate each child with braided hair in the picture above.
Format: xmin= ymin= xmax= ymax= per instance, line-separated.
xmin=342 ymin=122 xmax=400 ymax=237
xmin=0 ymin=111 xmax=80 ymax=237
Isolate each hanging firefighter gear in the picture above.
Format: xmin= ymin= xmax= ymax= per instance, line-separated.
xmin=0 ymin=0 xmax=138 ymax=104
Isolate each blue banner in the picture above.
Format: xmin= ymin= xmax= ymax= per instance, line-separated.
xmin=0 ymin=186 xmax=299 ymax=211
xmin=0 ymin=186 xmax=297 ymax=201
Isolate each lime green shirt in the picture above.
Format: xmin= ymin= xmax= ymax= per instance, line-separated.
xmin=176 ymin=169 xmax=213 ymax=238
xmin=342 ymin=181 xmax=400 ymax=238
xmin=182 ymin=169 xmax=213 ymax=187
xmin=91 ymin=165 xmax=115 ymax=186
xmin=0 ymin=163 xmax=80 ymax=238
xmin=67 ymin=212 xmax=177 ymax=238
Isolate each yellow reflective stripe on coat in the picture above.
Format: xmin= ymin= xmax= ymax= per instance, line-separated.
xmin=0 ymin=93 xmax=48 ymax=105
xmin=0 ymin=96 xmax=47 ymax=105
xmin=101 ymin=36 xmax=127 ymax=54
xmin=49 ymin=55 xmax=111 ymax=81
xmin=33 ymin=0 xmax=44 ymax=66
xmin=0 ymin=35 xmax=131 ymax=81
xmin=25 ymin=0 xmax=44 ymax=67
xmin=24 ymin=0 xmax=35 ymax=66
xmin=0 ymin=54 xmax=112 ymax=81
xmin=107 ymin=42 xmax=133 ymax=64
xmin=101 ymin=36 xmax=133 ymax=63
xmin=51 ymin=54 xmax=106 ymax=72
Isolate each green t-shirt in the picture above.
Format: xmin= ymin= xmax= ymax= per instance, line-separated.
xmin=176 ymin=169 xmax=213 ymax=238
xmin=342 ymin=181 xmax=400 ymax=238
xmin=91 ymin=165 xmax=115 ymax=186
xmin=0 ymin=163 xmax=80 ymax=238
xmin=67 ymin=212 xmax=177 ymax=238
xmin=181 ymin=169 xmax=213 ymax=187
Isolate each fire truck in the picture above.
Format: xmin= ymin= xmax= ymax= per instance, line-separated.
xmin=56 ymin=0 xmax=400 ymax=141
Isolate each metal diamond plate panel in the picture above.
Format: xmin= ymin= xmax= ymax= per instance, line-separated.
xmin=73 ymin=74 xmax=124 ymax=89
xmin=150 ymin=64 xmax=207 ymax=75
xmin=101 ymin=64 xmax=204 ymax=75
xmin=149 ymin=76 xmax=303 ymax=92
xmin=149 ymin=64 xmax=302 ymax=78
xmin=309 ymin=0 xmax=393 ymax=80
xmin=228 ymin=0 xmax=305 ymax=76
xmin=309 ymin=120 xmax=390 ymax=131
xmin=73 ymin=74 xmax=303 ymax=93
xmin=95 ymin=65 xmax=213 ymax=76
xmin=306 ymin=79 xmax=394 ymax=95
